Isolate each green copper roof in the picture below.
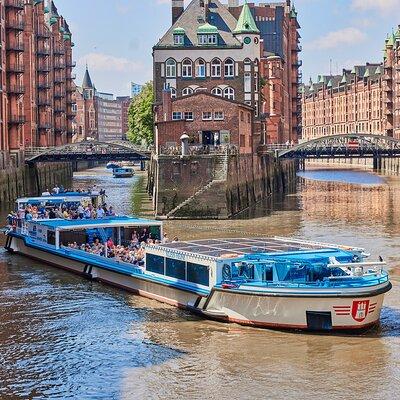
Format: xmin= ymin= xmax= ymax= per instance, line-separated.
xmin=290 ymin=5 xmax=297 ymax=19
xmin=340 ymin=74 xmax=347 ymax=84
xmin=318 ymin=75 xmax=325 ymax=84
xmin=327 ymin=79 xmax=333 ymax=88
xmin=59 ymin=26 xmax=65 ymax=33
xmin=63 ymin=33 xmax=71 ymax=41
xmin=197 ymin=23 xmax=218 ymax=35
xmin=363 ymin=68 xmax=370 ymax=78
xmin=387 ymin=32 xmax=395 ymax=47
xmin=233 ymin=2 xmax=259 ymax=34
xmin=44 ymin=6 xmax=50 ymax=13
xmin=375 ymin=66 xmax=382 ymax=74
xmin=34 ymin=0 xmax=43 ymax=5
xmin=50 ymin=16 xmax=58 ymax=25
xmin=173 ymin=27 xmax=185 ymax=35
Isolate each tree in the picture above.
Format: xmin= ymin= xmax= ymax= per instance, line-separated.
xmin=127 ymin=81 xmax=154 ymax=145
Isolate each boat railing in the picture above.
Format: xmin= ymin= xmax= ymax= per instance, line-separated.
xmin=222 ymin=273 xmax=389 ymax=289
xmin=274 ymin=236 xmax=368 ymax=255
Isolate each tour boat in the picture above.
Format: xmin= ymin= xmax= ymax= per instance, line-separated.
xmin=107 ymin=162 xmax=120 ymax=170
xmin=112 ymin=167 xmax=135 ymax=178
xmin=4 ymin=216 xmax=391 ymax=331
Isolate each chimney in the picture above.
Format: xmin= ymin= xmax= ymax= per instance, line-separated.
xmin=172 ymin=0 xmax=184 ymax=25
xmin=162 ymin=84 xmax=173 ymax=122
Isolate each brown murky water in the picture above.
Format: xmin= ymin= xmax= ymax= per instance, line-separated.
xmin=0 ymin=167 xmax=399 ymax=400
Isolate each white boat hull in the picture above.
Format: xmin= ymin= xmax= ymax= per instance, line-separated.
xmin=201 ymin=288 xmax=388 ymax=330
xmin=6 ymin=235 xmax=391 ymax=331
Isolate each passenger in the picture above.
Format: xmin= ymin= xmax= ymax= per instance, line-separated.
xmin=162 ymin=233 xmax=170 ymax=244
xmin=96 ymin=206 xmax=105 ymax=219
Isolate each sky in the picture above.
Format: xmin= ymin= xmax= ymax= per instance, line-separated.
xmin=56 ymin=0 xmax=400 ymax=96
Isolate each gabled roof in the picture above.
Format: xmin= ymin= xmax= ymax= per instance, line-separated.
xmin=82 ymin=67 xmax=94 ymax=89
xmin=233 ymin=1 xmax=259 ymax=34
xmin=155 ymin=0 xmax=240 ymax=48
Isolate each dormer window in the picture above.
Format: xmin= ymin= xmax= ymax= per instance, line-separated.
xmin=197 ymin=23 xmax=219 ymax=46
xmin=172 ymin=27 xmax=185 ymax=46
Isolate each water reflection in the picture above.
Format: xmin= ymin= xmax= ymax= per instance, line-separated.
xmin=0 ymin=166 xmax=400 ymax=399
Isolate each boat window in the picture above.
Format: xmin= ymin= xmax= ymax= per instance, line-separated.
xmin=146 ymin=254 xmax=165 ymax=275
xmin=47 ymin=231 xmax=55 ymax=245
xmin=187 ymin=262 xmax=209 ymax=286
xmin=166 ymin=258 xmax=186 ymax=281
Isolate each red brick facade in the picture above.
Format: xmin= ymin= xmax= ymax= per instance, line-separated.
xmin=0 ymin=0 xmax=75 ymax=167
xmin=155 ymin=91 xmax=254 ymax=154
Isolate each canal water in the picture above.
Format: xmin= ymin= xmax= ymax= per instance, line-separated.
xmin=0 ymin=167 xmax=399 ymax=400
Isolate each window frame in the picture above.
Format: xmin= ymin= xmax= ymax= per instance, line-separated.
xmin=211 ymin=58 xmax=222 ymax=77
xmin=224 ymin=58 xmax=234 ymax=78
xmin=182 ymin=58 xmax=193 ymax=78
xmin=184 ymin=111 xmax=193 ymax=121
xmin=212 ymin=87 xmax=223 ymax=97
xmin=182 ymin=87 xmax=194 ymax=96
xmin=214 ymin=111 xmax=224 ymax=120
xmin=172 ymin=111 xmax=182 ymax=120
xmin=223 ymin=87 xmax=235 ymax=100
xmin=165 ymin=59 xmax=177 ymax=78
xmin=195 ymin=59 xmax=206 ymax=78
xmin=202 ymin=111 xmax=212 ymax=121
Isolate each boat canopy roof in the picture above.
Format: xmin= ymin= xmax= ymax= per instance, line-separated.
xmin=16 ymin=195 xmax=92 ymax=205
xmin=152 ymin=237 xmax=358 ymax=261
xmin=33 ymin=216 xmax=162 ymax=231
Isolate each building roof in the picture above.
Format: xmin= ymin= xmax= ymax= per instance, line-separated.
xmin=197 ymin=22 xmax=219 ymax=34
xmin=154 ymin=0 xmax=241 ymax=48
xmin=82 ymin=67 xmax=94 ymax=89
xmin=233 ymin=1 xmax=259 ymax=34
xmin=34 ymin=216 xmax=162 ymax=231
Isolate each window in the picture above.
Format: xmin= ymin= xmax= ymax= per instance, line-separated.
xmin=214 ymin=111 xmax=224 ymax=120
xmin=166 ymin=258 xmax=186 ymax=281
xmin=198 ymin=34 xmax=217 ymax=45
xmin=223 ymin=87 xmax=235 ymax=100
xmin=182 ymin=87 xmax=193 ymax=96
xmin=224 ymin=58 xmax=234 ymax=77
xmin=172 ymin=112 xmax=182 ymax=120
xmin=170 ymin=87 xmax=177 ymax=99
xmin=184 ymin=111 xmax=193 ymax=121
xmin=212 ymin=87 xmax=223 ymax=97
xmin=244 ymin=72 xmax=251 ymax=92
xmin=146 ymin=254 xmax=164 ymax=275
xmin=202 ymin=112 xmax=212 ymax=120
xmin=211 ymin=58 xmax=221 ymax=77
xmin=173 ymin=34 xmax=184 ymax=46
xmin=187 ymin=262 xmax=209 ymax=286
xmin=166 ymin=59 xmax=176 ymax=78
xmin=195 ymin=59 xmax=206 ymax=78
xmin=182 ymin=59 xmax=192 ymax=78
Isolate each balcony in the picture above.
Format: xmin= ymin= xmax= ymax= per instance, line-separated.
xmin=55 ymin=126 xmax=67 ymax=133
xmin=54 ymin=91 xmax=66 ymax=98
xmin=6 ymin=20 xmax=25 ymax=31
xmin=38 ymin=122 xmax=52 ymax=130
xmin=67 ymin=74 xmax=77 ymax=80
xmin=37 ymin=47 xmax=51 ymax=56
xmin=38 ymin=97 xmax=51 ymax=106
xmin=5 ymin=0 xmax=25 ymax=9
xmin=67 ymin=111 xmax=76 ymax=119
xmin=66 ymin=61 xmax=76 ymax=68
xmin=54 ymin=61 xmax=66 ymax=69
xmin=6 ymin=41 xmax=24 ymax=52
xmin=66 ymin=84 xmax=75 ymax=92
xmin=37 ymin=64 xmax=51 ymax=73
xmin=292 ymin=45 xmax=302 ymax=52
xmin=293 ymin=60 xmax=302 ymax=68
xmin=38 ymin=82 xmax=51 ymax=90
xmin=8 ymin=85 xmax=25 ymax=94
xmin=8 ymin=114 xmax=25 ymax=125
xmin=54 ymin=77 xmax=65 ymax=84
xmin=36 ymin=28 xmax=51 ymax=38
xmin=54 ymin=46 xmax=65 ymax=55
xmin=7 ymin=63 xmax=24 ymax=73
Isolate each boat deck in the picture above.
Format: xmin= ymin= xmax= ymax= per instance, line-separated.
xmin=160 ymin=237 xmax=343 ymax=259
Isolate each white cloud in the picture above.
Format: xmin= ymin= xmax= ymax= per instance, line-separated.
xmin=351 ymin=0 xmax=400 ymax=12
xmin=305 ymin=27 xmax=366 ymax=50
xmin=78 ymin=52 xmax=144 ymax=74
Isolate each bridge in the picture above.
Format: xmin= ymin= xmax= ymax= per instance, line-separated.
xmin=25 ymin=140 xmax=151 ymax=164
xmin=272 ymin=134 xmax=400 ymax=160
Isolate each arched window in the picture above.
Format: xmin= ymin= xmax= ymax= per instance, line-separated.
xmin=244 ymin=58 xmax=252 ymax=65
xmin=170 ymin=87 xmax=177 ymax=99
xmin=182 ymin=87 xmax=194 ymax=96
xmin=211 ymin=58 xmax=221 ymax=77
xmin=195 ymin=59 xmax=206 ymax=78
xmin=166 ymin=59 xmax=176 ymax=78
xmin=224 ymin=58 xmax=234 ymax=77
xmin=223 ymin=87 xmax=235 ymax=100
xmin=182 ymin=59 xmax=193 ymax=78
xmin=212 ymin=87 xmax=222 ymax=96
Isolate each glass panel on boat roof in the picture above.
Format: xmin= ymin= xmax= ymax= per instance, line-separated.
xmin=203 ymin=250 xmax=242 ymax=257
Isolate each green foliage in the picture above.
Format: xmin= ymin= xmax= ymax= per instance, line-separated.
xmin=127 ymin=82 xmax=154 ymax=145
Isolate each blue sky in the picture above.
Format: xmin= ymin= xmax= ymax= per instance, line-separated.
xmin=56 ymin=0 xmax=400 ymax=95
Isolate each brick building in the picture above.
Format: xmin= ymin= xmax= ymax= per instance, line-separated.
xmin=155 ymin=89 xmax=254 ymax=154
xmin=301 ymin=64 xmax=385 ymax=141
xmin=75 ymin=67 xmax=127 ymax=142
xmin=153 ymin=0 xmax=301 ymax=149
xmin=0 ymin=0 xmax=76 ymax=168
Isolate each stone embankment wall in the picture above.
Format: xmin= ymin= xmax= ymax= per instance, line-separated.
xmin=0 ymin=162 xmax=73 ymax=204
xmin=149 ymin=153 xmax=297 ymax=219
